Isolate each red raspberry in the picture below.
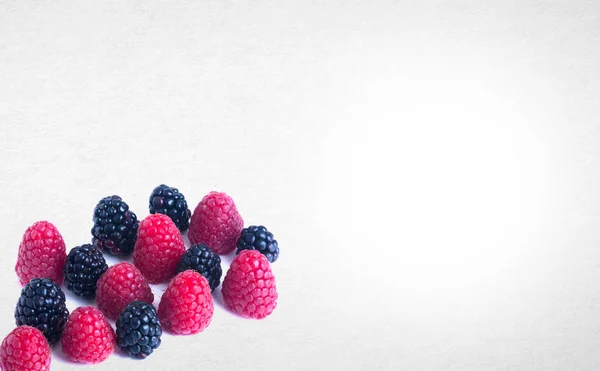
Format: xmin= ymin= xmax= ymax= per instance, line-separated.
xmin=133 ymin=214 xmax=186 ymax=284
xmin=222 ymin=250 xmax=278 ymax=319
xmin=0 ymin=326 xmax=50 ymax=371
xmin=61 ymin=306 xmax=115 ymax=364
xmin=96 ymin=262 xmax=154 ymax=320
xmin=188 ymin=191 xmax=244 ymax=255
xmin=15 ymin=221 xmax=66 ymax=285
xmin=158 ymin=270 xmax=214 ymax=335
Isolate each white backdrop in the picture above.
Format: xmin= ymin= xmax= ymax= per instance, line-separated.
xmin=1 ymin=1 xmax=600 ymax=370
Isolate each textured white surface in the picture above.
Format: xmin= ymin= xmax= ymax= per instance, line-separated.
xmin=1 ymin=1 xmax=600 ymax=370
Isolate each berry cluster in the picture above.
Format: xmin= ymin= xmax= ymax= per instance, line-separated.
xmin=2 ymin=186 xmax=279 ymax=370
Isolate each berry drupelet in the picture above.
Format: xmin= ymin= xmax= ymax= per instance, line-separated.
xmin=116 ymin=301 xmax=162 ymax=359
xmin=92 ymin=195 xmax=139 ymax=255
xmin=14 ymin=278 xmax=69 ymax=344
xmin=63 ymin=244 xmax=108 ymax=297
xmin=149 ymin=184 xmax=191 ymax=231
xmin=176 ymin=244 xmax=222 ymax=292
xmin=236 ymin=225 xmax=279 ymax=263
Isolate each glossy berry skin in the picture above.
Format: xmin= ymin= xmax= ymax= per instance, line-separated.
xmin=176 ymin=244 xmax=222 ymax=291
xmin=158 ymin=271 xmax=213 ymax=335
xmin=64 ymin=244 xmax=108 ymax=297
xmin=61 ymin=306 xmax=116 ymax=364
xmin=15 ymin=278 xmax=69 ymax=344
xmin=149 ymin=184 xmax=192 ymax=231
xmin=116 ymin=301 xmax=162 ymax=359
xmin=236 ymin=225 xmax=279 ymax=263
xmin=92 ymin=195 xmax=139 ymax=256
xmin=0 ymin=326 xmax=51 ymax=371
xmin=188 ymin=191 xmax=244 ymax=255
xmin=222 ymin=250 xmax=278 ymax=319
xmin=133 ymin=214 xmax=186 ymax=284
xmin=96 ymin=262 xmax=154 ymax=320
xmin=15 ymin=221 xmax=66 ymax=285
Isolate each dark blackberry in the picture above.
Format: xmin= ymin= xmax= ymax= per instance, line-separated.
xmin=236 ymin=225 xmax=279 ymax=263
xmin=176 ymin=244 xmax=222 ymax=291
xmin=149 ymin=184 xmax=191 ymax=231
xmin=116 ymin=301 xmax=162 ymax=359
xmin=92 ymin=195 xmax=139 ymax=256
xmin=63 ymin=244 xmax=108 ymax=297
xmin=14 ymin=278 xmax=69 ymax=344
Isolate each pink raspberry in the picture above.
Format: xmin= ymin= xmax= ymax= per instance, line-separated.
xmin=0 ymin=326 xmax=51 ymax=371
xmin=61 ymin=306 xmax=115 ymax=364
xmin=222 ymin=250 xmax=278 ymax=319
xmin=15 ymin=221 xmax=66 ymax=285
xmin=188 ymin=191 xmax=244 ymax=255
xmin=133 ymin=214 xmax=186 ymax=284
xmin=158 ymin=270 xmax=214 ymax=335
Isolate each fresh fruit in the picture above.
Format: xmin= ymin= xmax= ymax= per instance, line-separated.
xmin=188 ymin=191 xmax=244 ymax=255
xmin=14 ymin=278 xmax=69 ymax=344
xmin=96 ymin=262 xmax=154 ymax=320
xmin=0 ymin=326 xmax=51 ymax=371
xmin=91 ymin=195 xmax=139 ymax=255
xmin=133 ymin=214 xmax=186 ymax=284
xmin=158 ymin=271 xmax=213 ymax=335
xmin=149 ymin=184 xmax=192 ymax=231
xmin=15 ymin=220 xmax=67 ymax=285
xmin=236 ymin=225 xmax=279 ymax=263
xmin=116 ymin=301 xmax=162 ymax=359
xmin=61 ymin=306 xmax=115 ymax=364
xmin=222 ymin=250 xmax=278 ymax=319
xmin=176 ymin=243 xmax=222 ymax=291
xmin=63 ymin=244 xmax=108 ymax=297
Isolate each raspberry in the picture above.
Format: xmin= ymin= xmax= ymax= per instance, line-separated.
xmin=149 ymin=184 xmax=192 ymax=231
xmin=63 ymin=244 xmax=108 ymax=297
xmin=0 ymin=326 xmax=51 ymax=371
xmin=222 ymin=250 xmax=278 ymax=319
xmin=158 ymin=270 xmax=214 ymax=335
xmin=133 ymin=214 xmax=186 ymax=284
xmin=176 ymin=244 xmax=222 ymax=292
xmin=92 ymin=195 xmax=139 ymax=255
xmin=96 ymin=262 xmax=154 ymax=320
xmin=15 ymin=221 xmax=66 ymax=285
xmin=236 ymin=225 xmax=279 ymax=263
xmin=188 ymin=191 xmax=244 ymax=255
xmin=61 ymin=306 xmax=115 ymax=364
xmin=116 ymin=301 xmax=162 ymax=359
xmin=15 ymin=278 xmax=69 ymax=344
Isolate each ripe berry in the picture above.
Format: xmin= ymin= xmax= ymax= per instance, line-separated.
xmin=222 ymin=250 xmax=278 ymax=319
xmin=63 ymin=244 xmax=108 ymax=297
xmin=116 ymin=301 xmax=162 ymax=359
xmin=0 ymin=326 xmax=51 ymax=371
xmin=133 ymin=214 xmax=186 ymax=284
xmin=96 ymin=262 xmax=154 ymax=320
xmin=176 ymin=244 xmax=222 ymax=291
xmin=61 ymin=306 xmax=116 ymax=364
xmin=188 ymin=191 xmax=244 ymax=255
xmin=236 ymin=225 xmax=279 ymax=263
xmin=149 ymin=184 xmax=192 ymax=231
xmin=92 ymin=195 xmax=139 ymax=255
xmin=158 ymin=270 xmax=214 ymax=335
xmin=15 ymin=221 xmax=66 ymax=285
xmin=14 ymin=278 xmax=69 ymax=344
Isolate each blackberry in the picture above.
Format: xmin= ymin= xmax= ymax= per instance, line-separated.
xmin=14 ymin=278 xmax=69 ymax=344
xmin=236 ymin=225 xmax=279 ymax=263
xmin=116 ymin=301 xmax=162 ymax=359
xmin=92 ymin=195 xmax=139 ymax=255
xmin=63 ymin=244 xmax=108 ymax=297
xmin=176 ymin=244 xmax=222 ymax=291
xmin=149 ymin=184 xmax=191 ymax=231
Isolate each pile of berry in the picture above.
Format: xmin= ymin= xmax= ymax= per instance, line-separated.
xmin=1 ymin=185 xmax=279 ymax=370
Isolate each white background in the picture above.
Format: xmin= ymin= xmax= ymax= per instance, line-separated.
xmin=1 ymin=1 xmax=600 ymax=370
